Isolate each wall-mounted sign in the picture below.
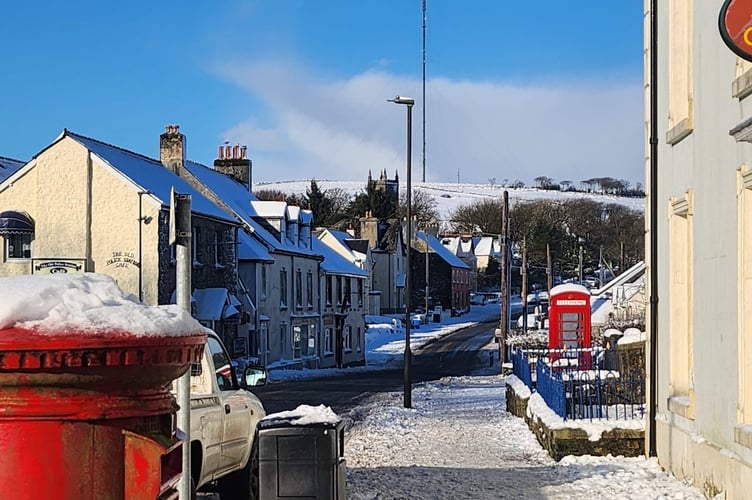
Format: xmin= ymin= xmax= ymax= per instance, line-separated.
xmin=719 ymin=0 xmax=752 ymax=62
xmin=105 ymin=251 xmax=139 ymax=269
xmin=32 ymin=258 xmax=86 ymax=274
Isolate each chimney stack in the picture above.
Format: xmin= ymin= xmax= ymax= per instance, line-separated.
xmin=160 ymin=124 xmax=186 ymax=174
xmin=213 ymin=141 xmax=252 ymax=191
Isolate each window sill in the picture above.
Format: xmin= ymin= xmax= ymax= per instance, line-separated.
xmin=668 ymin=394 xmax=693 ymax=420
xmin=733 ymin=68 xmax=752 ymax=100
xmin=214 ymin=263 xmax=225 ymax=270
xmin=193 ymin=260 xmax=204 ymax=269
xmin=734 ymin=424 xmax=752 ymax=449
xmin=666 ymin=117 xmax=693 ymax=146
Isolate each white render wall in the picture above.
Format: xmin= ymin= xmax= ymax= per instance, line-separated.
xmin=0 ymin=137 xmax=161 ymax=303
xmin=649 ymin=0 xmax=752 ymax=495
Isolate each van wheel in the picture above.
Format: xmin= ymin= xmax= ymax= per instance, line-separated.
xmin=217 ymin=435 xmax=259 ymax=500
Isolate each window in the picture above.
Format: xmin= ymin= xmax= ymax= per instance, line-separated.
xmin=307 ymin=323 xmax=316 ymax=357
xmin=5 ymin=233 xmax=32 ymax=260
xmin=280 ymin=323 xmax=287 ymax=354
xmin=356 ymin=326 xmax=362 ymax=352
xmin=324 ymin=327 xmax=333 ymax=355
xmin=357 ymin=279 xmax=363 ymax=306
xmin=668 ymin=191 xmax=694 ymax=419
xmin=295 ymin=269 xmax=303 ymax=309
xmin=738 ymin=167 xmax=752 ymax=425
xmin=280 ymin=268 xmax=288 ymax=308
xmin=336 ymin=276 xmax=343 ymax=305
xmin=213 ymin=230 xmax=224 ymax=268
xmin=344 ymin=325 xmax=352 ymax=352
xmin=261 ymin=322 xmax=269 ymax=356
xmin=344 ymin=277 xmax=351 ymax=307
xmin=192 ymin=226 xmax=203 ymax=268
xmin=261 ymin=265 xmax=267 ymax=299
xmin=293 ymin=325 xmax=302 ymax=359
xmin=326 ymin=276 xmax=333 ymax=306
xmin=306 ymin=271 xmax=313 ymax=309
xmin=207 ymin=335 xmax=235 ymax=391
xmin=666 ymin=0 xmax=693 ymax=144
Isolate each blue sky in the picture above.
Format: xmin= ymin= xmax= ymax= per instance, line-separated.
xmin=1 ymin=1 xmax=644 ymax=188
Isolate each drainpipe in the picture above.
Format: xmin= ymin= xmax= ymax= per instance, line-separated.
xmin=648 ymin=0 xmax=659 ymax=458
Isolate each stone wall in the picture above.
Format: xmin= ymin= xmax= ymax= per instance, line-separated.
xmin=506 ymin=377 xmax=645 ymax=461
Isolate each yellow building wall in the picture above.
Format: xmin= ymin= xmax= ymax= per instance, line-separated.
xmin=0 ymin=137 xmax=162 ymax=304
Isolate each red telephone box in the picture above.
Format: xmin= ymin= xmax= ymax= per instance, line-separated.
xmin=548 ymin=284 xmax=591 ymax=369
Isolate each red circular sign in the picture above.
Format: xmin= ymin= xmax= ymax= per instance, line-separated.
xmin=720 ymin=0 xmax=752 ymax=61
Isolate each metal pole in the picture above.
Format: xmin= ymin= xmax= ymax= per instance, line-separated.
xmin=648 ymin=0 xmax=658 ymax=458
xmin=422 ymin=0 xmax=427 ymax=183
xmin=579 ymin=242 xmax=584 ymax=285
xmin=499 ymin=191 xmax=509 ymax=369
xmin=424 ymin=231 xmax=429 ymax=323
xmin=521 ymin=239 xmax=528 ymax=331
xmin=138 ymin=191 xmax=144 ymax=303
xmin=404 ymin=103 xmax=413 ymax=408
xmin=174 ymin=192 xmax=192 ymax=499
xmin=388 ymin=95 xmax=415 ymax=408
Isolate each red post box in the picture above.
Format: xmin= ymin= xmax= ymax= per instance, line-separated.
xmin=548 ymin=284 xmax=592 ymax=370
xmin=0 ymin=328 xmax=205 ymax=500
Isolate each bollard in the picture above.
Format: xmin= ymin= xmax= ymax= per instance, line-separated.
xmin=0 ymin=328 xmax=205 ymax=500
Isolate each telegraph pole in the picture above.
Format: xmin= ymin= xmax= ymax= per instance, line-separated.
xmin=546 ymin=243 xmax=553 ymax=293
xmin=499 ymin=190 xmax=509 ymax=369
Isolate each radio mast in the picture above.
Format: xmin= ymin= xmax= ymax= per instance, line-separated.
xmin=422 ymin=0 xmax=427 ymax=183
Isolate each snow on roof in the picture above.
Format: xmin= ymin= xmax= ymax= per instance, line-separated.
xmin=440 ymin=235 xmax=460 ymax=254
xmin=300 ymin=209 xmax=313 ymax=225
xmin=0 ymin=273 xmax=203 ymax=336
xmin=421 ymin=231 xmax=470 ymax=269
xmin=66 ymin=132 xmax=235 ymax=223
xmin=312 ymin=238 xmax=367 ymax=277
xmin=0 ymin=155 xmax=25 ymax=183
xmin=474 ymin=236 xmax=496 ymax=256
xmin=192 ymin=288 xmax=240 ymax=321
xmin=286 ymin=205 xmax=300 ymax=220
xmin=184 ymin=162 xmax=318 ymax=258
xmin=252 ymin=200 xmax=287 ymax=218
xmin=262 ymin=404 xmax=340 ymax=426
xmin=237 ymin=230 xmax=273 ymax=262
xmin=550 ymin=283 xmax=591 ymax=296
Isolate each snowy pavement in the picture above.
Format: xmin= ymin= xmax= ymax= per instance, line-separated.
xmin=344 ymin=367 xmax=706 ymax=500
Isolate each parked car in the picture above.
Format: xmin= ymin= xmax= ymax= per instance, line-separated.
xmin=470 ymin=293 xmax=487 ymax=305
xmin=175 ymin=329 xmax=268 ymax=500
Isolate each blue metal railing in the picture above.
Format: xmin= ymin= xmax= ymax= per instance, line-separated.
xmin=511 ymin=348 xmax=534 ymax=389
xmin=510 ymin=346 xmax=645 ymax=421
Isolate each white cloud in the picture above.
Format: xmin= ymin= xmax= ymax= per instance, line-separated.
xmin=214 ymin=59 xmax=643 ymax=188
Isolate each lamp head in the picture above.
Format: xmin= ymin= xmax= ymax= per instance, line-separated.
xmin=388 ymin=95 xmax=415 ymax=106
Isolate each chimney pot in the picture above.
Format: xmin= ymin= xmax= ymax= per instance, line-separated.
xmin=165 ymin=125 xmax=170 ymax=133
xmin=225 ymin=145 xmax=232 ymax=158
xmin=240 ymin=145 xmax=247 ymax=159
xmin=232 ymin=144 xmax=240 ymax=159
xmin=218 ymin=145 xmax=224 ymax=160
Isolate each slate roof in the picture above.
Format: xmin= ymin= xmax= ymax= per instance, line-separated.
xmin=0 ymin=156 xmax=25 ymax=184
xmin=418 ymin=231 xmax=470 ymax=269
xmin=312 ymin=238 xmax=367 ymax=277
xmin=183 ymin=161 xmax=322 ymax=260
xmin=62 ymin=131 xmax=235 ymax=223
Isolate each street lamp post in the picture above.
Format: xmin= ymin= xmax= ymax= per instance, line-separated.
xmin=424 ymin=230 xmax=429 ymax=324
xmin=389 ymin=94 xmax=415 ymax=409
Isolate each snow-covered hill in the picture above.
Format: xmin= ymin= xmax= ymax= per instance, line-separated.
xmin=254 ymin=179 xmax=645 ymax=221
